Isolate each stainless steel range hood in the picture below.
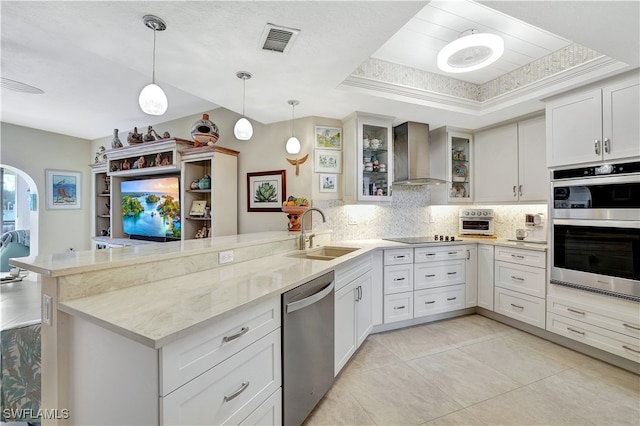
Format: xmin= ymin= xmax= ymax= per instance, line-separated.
xmin=392 ymin=122 xmax=448 ymax=186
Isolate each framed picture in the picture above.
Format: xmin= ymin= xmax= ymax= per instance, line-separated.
xmin=315 ymin=126 xmax=342 ymax=150
xmin=315 ymin=150 xmax=342 ymax=173
xmin=45 ymin=169 xmax=81 ymax=210
xmin=189 ymin=200 xmax=207 ymax=216
xmin=319 ymin=174 xmax=337 ymax=193
xmin=247 ymin=170 xmax=286 ymax=212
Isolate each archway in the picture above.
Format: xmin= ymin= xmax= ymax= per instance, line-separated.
xmin=0 ymin=164 xmax=39 ymax=256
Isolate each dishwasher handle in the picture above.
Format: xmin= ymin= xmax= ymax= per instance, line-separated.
xmin=286 ymin=282 xmax=335 ymax=313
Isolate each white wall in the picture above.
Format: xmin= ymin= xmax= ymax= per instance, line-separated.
xmin=91 ymin=108 xmax=343 ymax=235
xmin=1 ymin=123 xmax=92 ymax=255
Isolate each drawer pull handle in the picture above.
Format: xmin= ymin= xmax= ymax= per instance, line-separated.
xmin=510 ymin=275 xmax=525 ymax=282
xmin=393 ymin=277 xmax=406 ymax=281
xmin=394 ymin=255 xmax=406 ymax=259
xmin=567 ymin=308 xmax=586 ymax=315
xmin=447 ymin=272 xmax=457 ymax=275
xmin=394 ymin=305 xmax=406 ymax=310
xmin=511 ymin=254 xmax=525 ymax=259
xmin=426 ymin=253 xmax=436 ymax=256
xmin=224 ymin=381 xmax=250 ymax=402
xmin=510 ymin=303 xmax=524 ymax=309
xmin=425 ymin=300 xmax=436 ymax=304
xmin=222 ymin=326 xmax=249 ymax=343
xmin=622 ymin=345 xmax=640 ymax=354
xmin=447 ymin=297 xmax=457 ymax=301
xmin=567 ymin=327 xmax=585 ymax=336
xmin=623 ymin=323 xmax=640 ymax=331
xmin=448 ymin=251 xmax=457 ymax=255
xmin=425 ymin=274 xmax=436 ymax=277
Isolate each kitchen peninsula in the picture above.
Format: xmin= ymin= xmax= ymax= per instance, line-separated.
xmin=12 ymin=232 xmax=638 ymax=425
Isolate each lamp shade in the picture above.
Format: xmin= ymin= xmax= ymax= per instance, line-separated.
xmin=286 ymin=136 xmax=301 ymax=155
xmin=139 ymin=83 xmax=168 ymax=115
xmin=234 ymin=117 xmax=253 ymax=140
xmin=437 ymin=32 xmax=504 ymax=73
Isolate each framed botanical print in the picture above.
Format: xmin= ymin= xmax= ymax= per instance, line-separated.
xmin=314 ymin=150 xmax=342 ymax=174
xmin=247 ymin=170 xmax=286 ymax=212
xmin=315 ymin=126 xmax=342 ymax=150
xmin=319 ymin=174 xmax=337 ymax=193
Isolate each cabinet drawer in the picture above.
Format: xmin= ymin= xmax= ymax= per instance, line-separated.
xmin=239 ymin=388 xmax=281 ymax=426
xmin=547 ymin=296 xmax=640 ymax=339
xmin=414 ymin=284 xmax=465 ymax=318
xmin=414 ymin=245 xmax=466 ymax=263
xmin=384 ymin=264 xmax=414 ymax=294
xmin=495 ymin=261 xmax=545 ymax=298
xmin=547 ymin=312 xmax=640 ymax=363
xmin=494 ymin=246 xmax=546 ymax=268
xmin=161 ymin=330 xmax=281 ymax=426
xmin=494 ymin=287 xmax=545 ymax=329
xmin=383 ymin=248 xmax=413 ymax=265
xmin=383 ymin=292 xmax=413 ymax=323
xmin=160 ymin=297 xmax=280 ymax=396
xmin=414 ymin=260 xmax=465 ymax=290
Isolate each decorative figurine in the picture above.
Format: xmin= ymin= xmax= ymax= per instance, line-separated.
xmin=198 ymin=174 xmax=211 ymax=190
xmin=122 ymin=158 xmax=131 ymax=170
xmin=133 ymin=156 xmax=145 ymax=169
xmin=163 ymin=131 xmax=171 ymax=139
xmin=161 ymin=156 xmax=170 ymax=166
xmin=127 ymin=127 xmax=143 ymax=144
xmin=143 ymin=125 xmax=156 ymax=142
xmin=111 ymin=163 xmax=119 ymax=172
xmin=155 ymin=153 xmax=162 ymax=167
xmin=111 ymin=129 xmax=123 ymax=148
xmin=190 ymin=113 xmax=219 ymax=145
xmin=103 ymin=175 xmax=111 ymax=194
xmin=190 ymin=179 xmax=200 ymax=190
xmin=94 ymin=146 xmax=107 ymax=164
xmin=203 ymin=206 xmax=211 ymax=218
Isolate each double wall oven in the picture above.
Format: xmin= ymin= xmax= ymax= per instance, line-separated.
xmin=551 ymin=161 xmax=640 ymax=302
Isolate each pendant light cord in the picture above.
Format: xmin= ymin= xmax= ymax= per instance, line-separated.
xmin=291 ymin=103 xmax=295 ymax=137
xmin=242 ymin=77 xmax=246 ymax=116
xmin=152 ymin=26 xmax=157 ymax=84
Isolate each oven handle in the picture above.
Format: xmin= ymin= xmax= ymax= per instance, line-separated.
xmin=551 ymin=218 xmax=640 ymax=229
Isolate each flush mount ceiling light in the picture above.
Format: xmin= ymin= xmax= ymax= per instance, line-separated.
xmin=285 ymin=100 xmax=301 ymax=155
xmin=234 ymin=71 xmax=253 ymax=140
xmin=138 ymin=14 xmax=168 ymax=115
xmin=0 ymin=77 xmax=44 ymax=94
xmin=437 ymin=29 xmax=504 ymax=73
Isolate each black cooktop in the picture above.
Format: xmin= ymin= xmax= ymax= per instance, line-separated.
xmin=383 ymin=236 xmax=463 ymax=244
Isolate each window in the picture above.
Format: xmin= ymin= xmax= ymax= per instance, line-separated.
xmin=1 ymin=168 xmax=17 ymax=232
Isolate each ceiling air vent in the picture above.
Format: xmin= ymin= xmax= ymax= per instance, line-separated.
xmin=259 ymin=23 xmax=300 ymax=54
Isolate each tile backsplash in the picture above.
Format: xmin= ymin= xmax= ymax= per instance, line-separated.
xmin=312 ymin=187 xmax=548 ymax=242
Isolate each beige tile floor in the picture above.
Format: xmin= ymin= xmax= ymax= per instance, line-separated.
xmin=305 ymin=314 xmax=640 ymax=426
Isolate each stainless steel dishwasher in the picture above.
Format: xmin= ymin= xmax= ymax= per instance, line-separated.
xmin=282 ymin=270 xmax=335 ymax=426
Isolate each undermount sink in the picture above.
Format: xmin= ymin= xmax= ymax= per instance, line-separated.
xmin=286 ymin=246 xmax=360 ymax=261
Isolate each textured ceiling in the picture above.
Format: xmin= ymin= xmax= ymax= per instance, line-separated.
xmin=1 ymin=1 xmax=638 ymax=140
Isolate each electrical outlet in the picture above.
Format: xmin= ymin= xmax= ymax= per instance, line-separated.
xmin=43 ymin=294 xmax=52 ymax=326
xmin=218 ymin=250 xmax=234 ymax=264
xmin=348 ymin=212 xmax=357 ymax=225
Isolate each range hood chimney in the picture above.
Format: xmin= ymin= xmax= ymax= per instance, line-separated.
xmin=392 ymin=122 xmax=448 ymax=186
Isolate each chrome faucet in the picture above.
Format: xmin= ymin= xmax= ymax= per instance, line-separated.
xmin=299 ymin=208 xmax=326 ymax=250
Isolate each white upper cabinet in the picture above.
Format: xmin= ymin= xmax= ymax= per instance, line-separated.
xmin=546 ymin=71 xmax=640 ymax=167
xmin=429 ymin=127 xmax=474 ymax=204
xmin=342 ymin=112 xmax=394 ymax=203
xmin=474 ymin=116 xmax=548 ymax=203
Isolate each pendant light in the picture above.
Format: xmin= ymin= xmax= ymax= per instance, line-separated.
xmin=285 ymin=100 xmax=301 ymax=155
xmin=233 ymin=71 xmax=253 ymax=140
xmin=437 ymin=29 xmax=504 ymax=73
xmin=138 ymin=15 xmax=168 ymax=115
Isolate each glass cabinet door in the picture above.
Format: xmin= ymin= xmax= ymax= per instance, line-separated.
xmin=449 ymin=134 xmax=471 ymax=202
xmin=359 ymin=121 xmax=393 ymax=201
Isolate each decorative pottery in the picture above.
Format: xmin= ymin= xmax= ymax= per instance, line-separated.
xmin=191 ymin=113 xmax=219 ymax=145
xmin=282 ymin=206 xmax=308 ymax=232
xmin=127 ymin=127 xmax=143 ymax=144
xmin=190 ymin=179 xmax=200 ymax=190
xmin=111 ymin=129 xmax=123 ymax=148
xmin=198 ymin=174 xmax=211 ymax=190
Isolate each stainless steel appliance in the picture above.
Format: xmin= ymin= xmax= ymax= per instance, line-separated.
xmin=282 ymin=271 xmax=335 ymax=426
xmin=459 ymin=209 xmax=494 ymax=236
xmin=550 ymin=161 xmax=640 ymax=301
xmin=392 ymin=122 xmax=447 ymax=185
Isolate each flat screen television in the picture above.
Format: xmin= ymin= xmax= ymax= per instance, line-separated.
xmin=120 ymin=176 xmax=181 ymax=241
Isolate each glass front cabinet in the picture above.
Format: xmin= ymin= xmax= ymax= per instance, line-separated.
xmin=428 ymin=127 xmax=473 ymax=204
xmin=343 ymin=112 xmax=394 ymax=202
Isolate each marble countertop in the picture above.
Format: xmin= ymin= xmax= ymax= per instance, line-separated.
xmin=21 ymin=234 xmax=546 ymax=349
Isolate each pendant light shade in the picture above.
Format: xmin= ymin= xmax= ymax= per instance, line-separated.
xmin=437 ymin=30 xmax=504 ymax=73
xmin=234 ymin=71 xmax=253 ymax=140
xmin=286 ymin=100 xmax=301 ymax=155
xmin=139 ymin=15 xmax=168 ymax=115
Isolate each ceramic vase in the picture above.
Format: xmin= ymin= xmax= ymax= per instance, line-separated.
xmin=111 ymin=129 xmax=123 ymax=148
xmin=190 ymin=113 xmax=219 ymax=145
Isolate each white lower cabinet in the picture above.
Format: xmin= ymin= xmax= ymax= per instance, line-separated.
xmin=383 ymin=291 xmax=414 ymax=323
xmin=464 ymin=245 xmax=478 ymax=308
xmin=493 ymin=246 xmax=546 ymax=328
xmin=414 ymin=284 xmax=465 ymax=317
xmin=414 ymin=260 xmax=465 ymax=289
xmin=334 ymin=254 xmax=374 ymax=375
xmin=547 ymin=290 xmax=640 ymax=363
xmin=161 ymin=330 xmax=281 ymax=426
xmin=477 ymin=244 xmax=495 ymax=311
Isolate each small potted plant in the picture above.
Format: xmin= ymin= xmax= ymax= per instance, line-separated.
xmin=281 ymin=196 xmax=309 ymax=232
